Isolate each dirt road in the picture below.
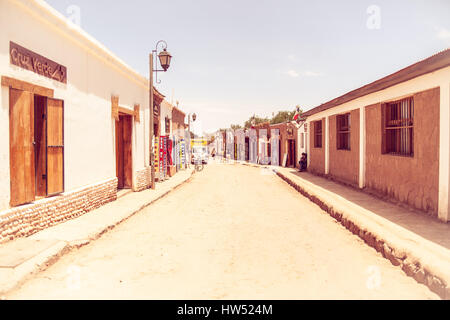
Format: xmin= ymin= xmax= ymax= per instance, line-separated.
xmin=6 ymin=163 xmax=438 ymax=299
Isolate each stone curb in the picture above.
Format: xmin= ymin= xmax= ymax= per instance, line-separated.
xmin=0 ymin=170 xmax=195 ymax=297
xmin=242 ymin=162 xmax=450 ymax=300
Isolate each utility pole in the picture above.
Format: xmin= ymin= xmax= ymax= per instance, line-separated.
xmin=149 ymin=53 xmax=155 ymax=189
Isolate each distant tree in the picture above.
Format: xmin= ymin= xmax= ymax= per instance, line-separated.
xmin=244 ymin=114 xmax=270 ymax=129
xmin=270 ymin=106 xmax=303 ymax=124
xmin=230 ymin=124 xmax=242 ymax=130
xmin=270 ymin=110 xmax=295 ymax=125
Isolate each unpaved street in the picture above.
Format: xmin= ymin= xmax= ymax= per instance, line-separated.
xmin=7 ymin=163 xmax=438 ymax=299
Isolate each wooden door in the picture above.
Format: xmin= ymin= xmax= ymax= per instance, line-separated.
xmin=123 ymin=115 xmax=132 ymax=188
xmin=116 ymin=117 xmax=124 ymax=189
xmin=46 ymin=98 xmax=64 ymax=195
xmin=287 ymin=140 xmax=296 ymax=167
xmin=116 ymin=115 xmax=132 ymax=189
xmin=9 ymin=88 xmax=35 ymax=207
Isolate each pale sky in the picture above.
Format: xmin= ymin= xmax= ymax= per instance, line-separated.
xmin=45 ymin=0 xmax=450 ymax=133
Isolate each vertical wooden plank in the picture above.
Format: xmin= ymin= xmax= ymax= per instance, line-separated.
xmin=116 ymin=117 xmax=124 ymax=189
xmin=123 ymin=115 xmax=133 ymax=189
xmin=46 ymin=98 xmax=64 ymax=195
xmin=9 ymin=88 xmax=35 ymax=206
xmin=134 ymin=104 xmax=140 ymax=122
xmin=111 ymin=96 xmax=119 ymax=121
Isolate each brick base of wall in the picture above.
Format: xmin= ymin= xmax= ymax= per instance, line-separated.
xmin=134 ymin=167 xmax=152 ymax=192
xmin=0 ymin=178 xmax=118 ymax=244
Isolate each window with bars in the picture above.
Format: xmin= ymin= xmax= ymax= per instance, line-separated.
xmin=314 ymin=120 xmax=322 ymax=148
xmin=383 ymin=97 xmax=414 ymax=157
xmin=337 ymin=113 xmax=351 ymax=150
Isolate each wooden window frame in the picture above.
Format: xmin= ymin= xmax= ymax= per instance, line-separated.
xmin=2 ymin=76 xmax=54 ymax=98
xmin=111 ymin=95 xmax=140 ymax=122
xmin=382 ymin=97 xmax=414 ymax=157
xmin=314 ymin=120 xmax=322 ymax=148
xmin=337 ymin=113 xmax=351 ymax=151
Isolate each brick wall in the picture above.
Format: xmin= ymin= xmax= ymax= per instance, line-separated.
xmin=329 ymin=109 xmax=360 ymax=186
xmin=0 ymin=178 xmax=118 ymax=244
xmin=134 ymin=167 xmax=152 ymax=192
xmin=365 ymin=87 xmax=440 ymax=215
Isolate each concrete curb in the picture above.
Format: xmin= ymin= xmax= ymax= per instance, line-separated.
xmin=0 ymin=170 xmax=195 ymax=297
xmin=242 ymin=162 xmax=450 ymax=299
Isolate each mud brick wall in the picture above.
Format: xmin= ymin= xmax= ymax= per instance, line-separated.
xmin=365 ymin=87 xmax=440 ymax=215
xmin=134 ymin=167 xmax=152 ymax=192
xmin=309 ymin=118 xmax=325 ymax=175
xmin=329 ymin=109 xmax=360 ymax=186
xmin=0 ymin=178 xmax=118 ymax=244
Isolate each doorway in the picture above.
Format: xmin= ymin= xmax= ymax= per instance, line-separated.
xmin=9 ymin=88 xmax=64 ymax=207
xmin=287 ymin=139 xmax=296 ymax=168
xmin=115 ymin=114 xmax=132 ymax=189
xmin=245 ymin=137 xmax=249 ymax=161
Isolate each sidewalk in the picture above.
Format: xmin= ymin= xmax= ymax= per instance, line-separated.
xmin=0 ymin=168 xmax=194 ymax=296
xmin=242 ymin=162 xmax=450 ymax=299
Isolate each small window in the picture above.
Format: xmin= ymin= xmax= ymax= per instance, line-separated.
xmin=337 ymin=113 xmax=351 ymax=150
xmin=314 ymin=120 xmax=322 ymax=148
xmin=383 ymin=97 xmax=414 ymax=157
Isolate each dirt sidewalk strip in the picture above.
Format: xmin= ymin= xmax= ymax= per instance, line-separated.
xmin=241 ymin=162 xmax=450 ymax=299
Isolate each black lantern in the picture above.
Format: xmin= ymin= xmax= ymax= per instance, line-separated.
xmin=158 ymin=48 xmax=172 ymax=71
xmin=192 ymin=113 xmax=197 ymax=122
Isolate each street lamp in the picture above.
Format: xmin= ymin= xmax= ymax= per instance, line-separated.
xmin=149 ymin=40 xmax=172 ymax=189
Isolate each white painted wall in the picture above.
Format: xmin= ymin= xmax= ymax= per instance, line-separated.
xmin=297 ymin=123 xmax=307 ymax=157
xmin=0 ymin=0 xmax=150 ymax=210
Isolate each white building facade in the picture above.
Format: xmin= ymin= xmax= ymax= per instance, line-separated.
xmin=0 ymin=0 xmax=153 ymax=242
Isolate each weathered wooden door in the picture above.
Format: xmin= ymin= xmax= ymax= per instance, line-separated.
xmin=116 ymin=115 xmax=132 ymax=189
xmin=46 ymin=97 xmax=64 ymax=195
xmin=287 ymin=139 xmax=296 ymax=167
xmin=9 ymin=88 xmax=35 ymax=207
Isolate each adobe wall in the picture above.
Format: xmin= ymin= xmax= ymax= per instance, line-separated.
xmin=172 ymin=108 xmax=185 ymax=137
xmin=308 ymin=119 xmax=325 ymax=175
xmin=365 ymin=87 xmax=440 ymax=215
xmin=329 ymin=109 xmax=360 ymax=186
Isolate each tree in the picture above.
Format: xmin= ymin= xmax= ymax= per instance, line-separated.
xmin=230 ymin=124 xmax=242 ymax=130
xmin=244 ymin=114 xmax=270 ymax=129
xmin=270 ymin=106 xmax=303 ymax=124
xmin=270 ymin=110 xmax=295 ymax=125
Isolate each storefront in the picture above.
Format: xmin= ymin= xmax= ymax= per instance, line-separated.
xmin=0 ymin=0 xmax=151 ymax=243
